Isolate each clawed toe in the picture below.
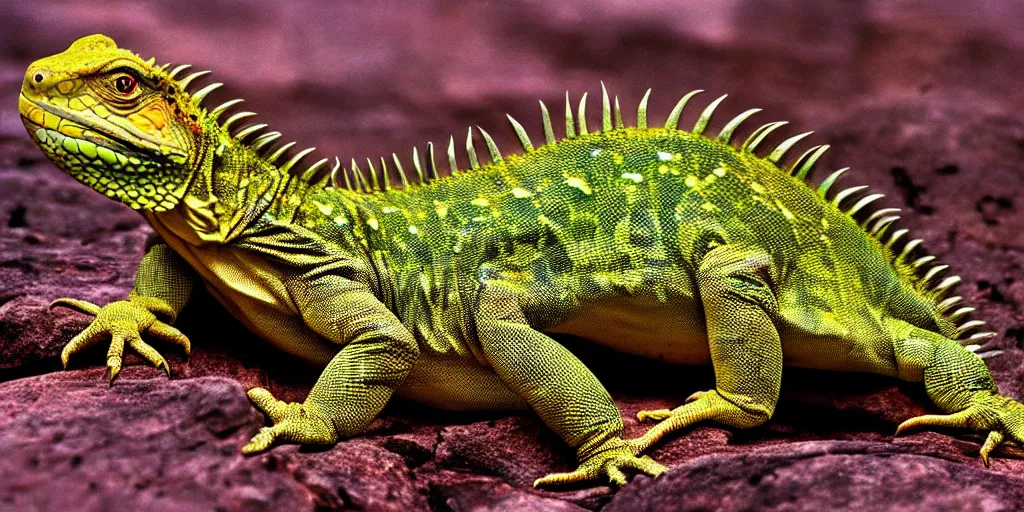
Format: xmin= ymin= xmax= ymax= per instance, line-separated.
xmin=52 ymin=297 xmax=189 ymax=384
xmin=685 ymin=390 xmax=708 ymax=403
xmin=981 ymin=431 xmax=1004 ymax=466
xmin=533 ymin=443 xmax=667 ymax=488
xmin=241 ymin=426 xmax=278 ymax=454
xmin=637 ymin=391 xmax=712 ymax=423
xmin=893 ymin=394 xmax=1024 ymax=468
xmin=636 ymin=408 xmax=672 ymax=422
xmin=50 ymin=298 xmax=102 ymax=315
xmin=242 ymin=388 xmax=337 ymax=454
xmin=895 ymin=409 xmax=973 ymax=436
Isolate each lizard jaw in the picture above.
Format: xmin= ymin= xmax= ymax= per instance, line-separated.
xmin=19 ymin=92 xmax=189 ymax=212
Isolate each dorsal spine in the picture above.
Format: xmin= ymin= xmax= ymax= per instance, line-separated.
xmin=167 ymin=66 xmax=996 ymax=356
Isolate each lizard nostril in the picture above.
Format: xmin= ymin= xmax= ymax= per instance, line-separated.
xmin=33 ymin=73 xmax=44 ymax=84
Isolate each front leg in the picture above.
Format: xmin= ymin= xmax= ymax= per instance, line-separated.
xmin=474 ymin=281 xmax=666 ymax=488
xmin=242 ymin=274 xmax=419 ymax=453
xmin=52 ymin=241 xmax=194 ymax=383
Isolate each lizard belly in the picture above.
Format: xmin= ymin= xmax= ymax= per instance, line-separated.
xmin=148 ymin=219 xmax=339 ymax=364
xmin=546 ymin=296 xmax=711 ymax=365
xmin=203 ymin=278 xmax=338 ymax=366
xmin=192 ymin=245 xmax=339 ymax=364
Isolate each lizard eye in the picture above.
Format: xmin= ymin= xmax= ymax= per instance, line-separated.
xmin=114 ymin=74 xmax=137 ymax=95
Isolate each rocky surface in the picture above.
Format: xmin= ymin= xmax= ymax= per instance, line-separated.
xmin=606 ymin=441 xmax=1024 ymax=511
xmin=3 ymin=1 xmax=1024 ymax=511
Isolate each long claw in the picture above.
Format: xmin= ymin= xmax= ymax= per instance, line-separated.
xmin=981 ymin=430 xmax=1004 ymax=467
xmin=889 ymin=393 xmax=1024 ymax=467
xmin=241 ymin=389 xmax=337 ymax=455
xmin=61 ymin=322 xmax=107 ymax=368
xmin=533 ymin=469 xmax=589 ymax=488
xmin=685 ymin=390 xmax=709 ymax=403
xmin=637 ymin=408 xmax=672 ymax=422
xmin=128 ymin=337 xmax=171 ymax=377
xmin=895 ymin=409 xmax=973 ymax=436
xmin=51 ymin=297 xmax=186 ymax=382
xmin=533 ymin=445 xmax=666 ymax=488
xmin=631 ymin=391 xmax=746 ymax=454
xmin=50 ymin=298 xmax=102 ymax=315
xmin=106 ymin=333 xmax=125 ymax=385
xmin=149 ymin=320 xmax=191 ymax=357
xmin=606 ymin=465 xmax=628 ymax=487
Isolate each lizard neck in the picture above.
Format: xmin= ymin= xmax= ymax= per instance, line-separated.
xmin=148 ymin=128 xmax=310 ymax=245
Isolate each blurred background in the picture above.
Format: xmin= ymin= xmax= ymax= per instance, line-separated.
xmin=4 ymin=0 xmax=1024 ymax=166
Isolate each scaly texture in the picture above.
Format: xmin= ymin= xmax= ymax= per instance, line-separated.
xmin=15 ymin=34 xmax=1018 ymax=487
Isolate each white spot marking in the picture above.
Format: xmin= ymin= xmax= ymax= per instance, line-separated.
xmin=512 ymin=187 xmax=533 ymax=198
xmin=565 ymin=177 xmax=592 ymax=195
xmin=313 ymin=201 xmax=333 ymax=216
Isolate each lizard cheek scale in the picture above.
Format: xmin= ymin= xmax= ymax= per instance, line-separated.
xmin=18 ymin=34 xmax=1015 ymax=489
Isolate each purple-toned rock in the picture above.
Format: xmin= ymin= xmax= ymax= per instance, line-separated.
xmin=287 ymin=440 xmax=430 ymax=511
xmin=3 ymin=2 xmax=1024 ymax=510
xmin=436 ymin=479 xmax=590 ymax=512
xmin=435 ymin=415 xmax=568 ymax=487
xmin=432 ymin=414 xmax=612 ymax=508
xmin=606 ymin=441 xmax=1024 ymax=511
xmin=0 ymin=373 xmax=311 ymax=511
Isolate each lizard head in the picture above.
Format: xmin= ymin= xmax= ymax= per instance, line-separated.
xmin=19 ymin=34 xmax=209 ymax=212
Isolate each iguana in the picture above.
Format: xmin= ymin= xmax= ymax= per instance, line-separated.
xmin=17 ymin=34 xmax=1018 ymax=488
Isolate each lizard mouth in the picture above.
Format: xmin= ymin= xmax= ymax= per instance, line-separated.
xmin=19 ymin=93 xmax=189 ymax=212
xmin=18 ymin=92 xmax=174 ymax=161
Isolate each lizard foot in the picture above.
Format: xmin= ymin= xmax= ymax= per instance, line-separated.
xmin=636 ymin=390 xmax=709 ymax=422
xmin=895 ymin=392 xmax=1024 ymax=466
xmin=52 ymin=297 xmax=190 ymax=385
xmin=533 ymin=440 xmax=667 ymax=488
xmin=242 ymin=387 xmax=337 ymax=454
xmin=631 ymin=389 xmax=768 ymax=454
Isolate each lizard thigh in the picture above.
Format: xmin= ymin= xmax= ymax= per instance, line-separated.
xmin=395 ymin=352 xmax=527 ymax=411
xmin=632 ymin=244 xmax=783 ymax=452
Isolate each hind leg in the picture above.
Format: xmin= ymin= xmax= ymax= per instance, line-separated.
xmin=632 ymin=245 xmax=783 ymax=453
xmin=474 ymin=280 xmax=666 ymax=487
xmin=893 ymin=327 xmax=1024 ymax=465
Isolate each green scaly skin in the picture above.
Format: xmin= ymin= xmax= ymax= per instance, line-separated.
xmin=18 ymin=34 xmax=1022 ymax=487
